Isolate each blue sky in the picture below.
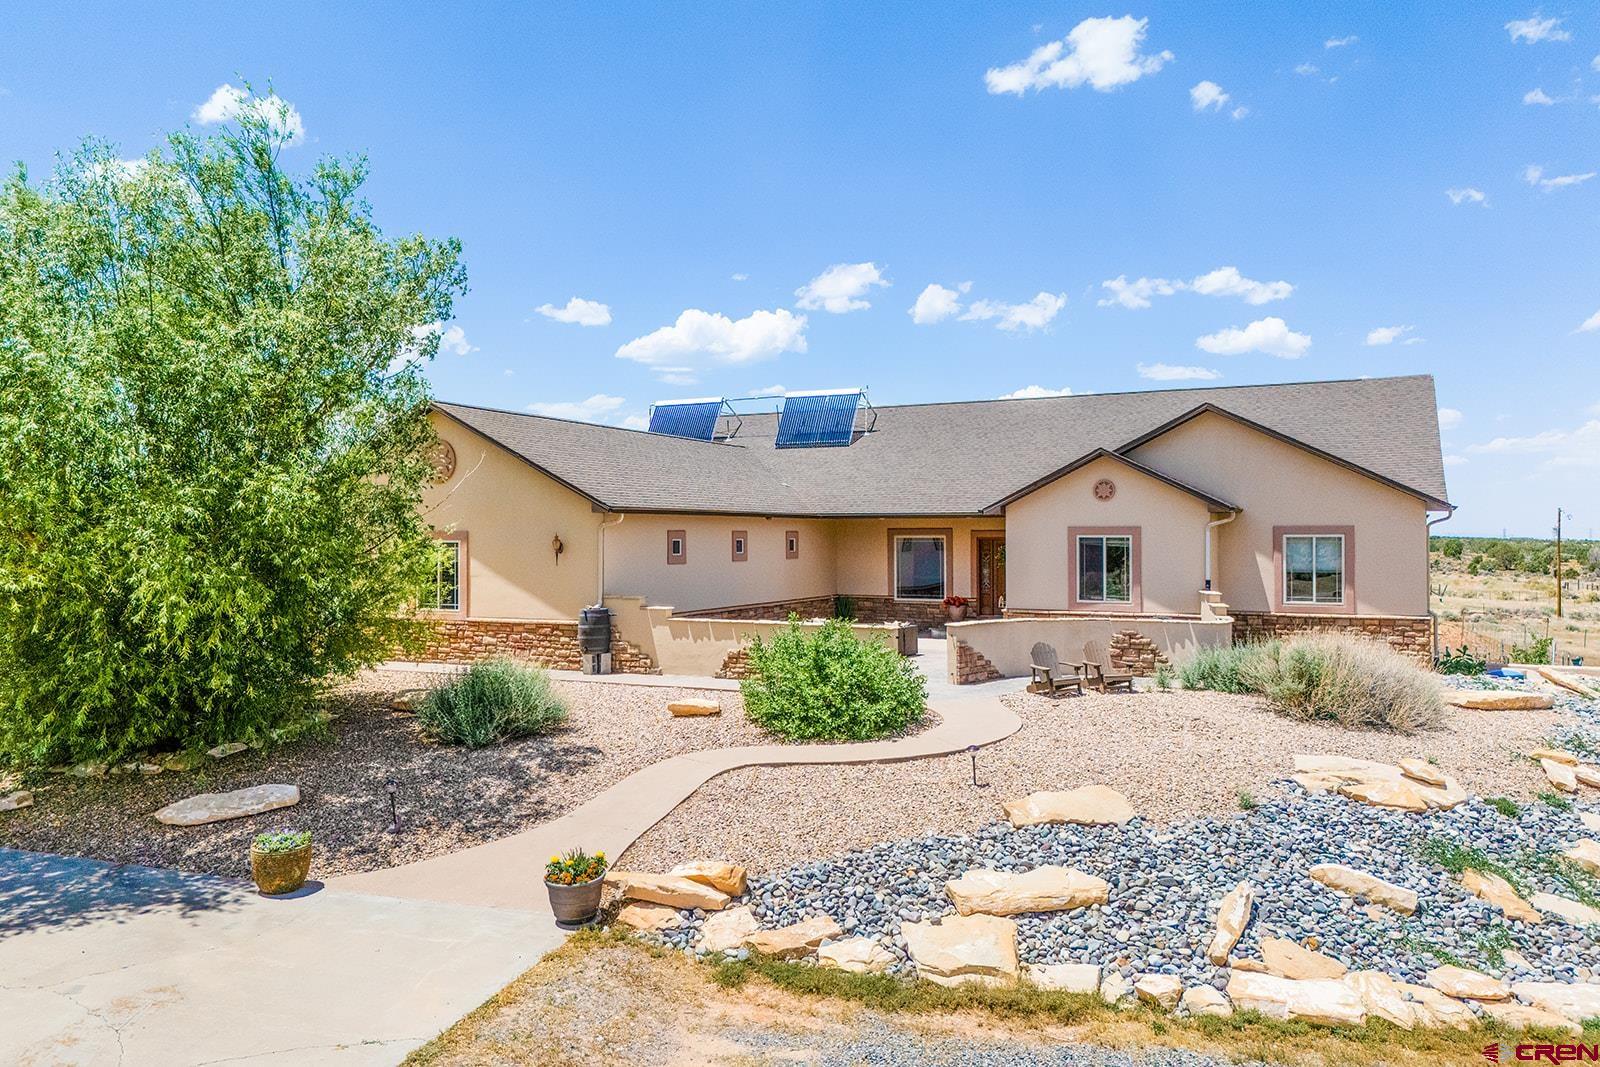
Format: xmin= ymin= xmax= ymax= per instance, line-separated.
xmin=4 ymin=3 xmax=1598 ymax=536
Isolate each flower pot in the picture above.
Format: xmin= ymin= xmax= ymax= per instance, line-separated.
xmin=545 ymin=874 xmax=605 ymax=924
xmin=250 ymin=842 xmax=312 ymax=895
xmin=946 ymin=605 xmax=967 ymax=622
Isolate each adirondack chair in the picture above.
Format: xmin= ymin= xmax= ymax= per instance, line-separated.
xmin=1079 ymin=639 xmax=1135 ymax=693
xmin=1029 ymin=642 xmax=1085 ymax=698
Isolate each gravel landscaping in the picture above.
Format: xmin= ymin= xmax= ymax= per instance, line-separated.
xmin=0 ymin=670 xmax=772 ymax=879
xmin=622 ymin=687 xmax=1560 ymax=872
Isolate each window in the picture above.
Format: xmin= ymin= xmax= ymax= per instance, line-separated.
xmin=1284 ymin=533 xmax=1344 ymax=605
xmin=894 ymin=535 xmax=946 ymax=600
xmin=731 ymin=530 xmax=748 ymax=562
xmin=429 ymin=540 xmax=461 ymax=611
xmin=785 ymin=531 xmax=799 ymax=559
xmin=667 ymin=530 xmax=686 ymax=565
xmin=1077 ymin=535 xmax=1132 ymax=603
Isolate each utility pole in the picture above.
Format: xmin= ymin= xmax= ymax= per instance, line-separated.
xmin=1555 ymin=508 xmax=1566 ymax=618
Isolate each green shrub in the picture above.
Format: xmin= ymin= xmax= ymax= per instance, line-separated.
xmin=252 ymin=829 xmax=311 ymax=853
xmin=1178 ymin=643 xmax=1266 ymax=694
xmin=1154 ymin=663 xmax=1175 ymax=690
xmin=419 ymin=659 xmax=568 ymax=747
xmin=1436 ymin=645 xmax=1487 ymax=675
xmin=741 ymin=617 xmax=926 ymax=741
xmin=1510 ymin=635 xmax=1553 ymax=665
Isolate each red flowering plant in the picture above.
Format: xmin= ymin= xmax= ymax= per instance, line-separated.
xmin=942 ymin=596 xmax=968 ymax=608
xmin=544 ymin=847 xmax=606 ymax=885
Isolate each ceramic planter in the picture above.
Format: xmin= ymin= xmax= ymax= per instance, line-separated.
xmin=946 ymin=605 xmax=967 ymax=622
xmin=545 ymin=874 xmax=605 ymax=923
xmin=250 ymin=842 xmax=312 ymax=895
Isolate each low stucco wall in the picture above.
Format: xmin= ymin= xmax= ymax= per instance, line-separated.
xmin=946 ymin=615 xmax=1233 ymax=683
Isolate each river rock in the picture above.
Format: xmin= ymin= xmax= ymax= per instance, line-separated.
xmin=1180 ymin=985 xmax=1232 ymax=1018
xmin=1462 ymin=868 xmax=1543 ymax=924
xmin=1206 ymin=881 xmax=1255 ymax=964
xmin=1511 ymin=981 xmax=1600 ymax=1023
xmin=1025 ymin=962 xmax=1102 ymax=993
xmin=614 ymin=902 xmax=682 ymax=932
xmin=902 ymin=913 xmax=1019 ymax=987
xmin=1530 ymin=891 xmax=1600 ymax=926
xmin=744 ymin=915 xmax=843 ymax=959
xmin=668 ymin=698 xmax=720 ymax=717
xmin=1343 ymin=970 xmax=1416 ymax=1030
xmin=1261 ymin=936 xmax=1347 ymax=980
xmin=1480 ymin=1000 xmax=1582 ymax=1036
xmin=1001 ymin=785 xmax=1134 ymax=828
xmin=945 ymin=865 xmax=1108 ymax=916
xmin=1443 ymin=690 xmax=1554 ymax=710
xmin=1135 ymin=973 xmax=1183 ymax=1010
xmin=1308 ymin=863 xmax=1418 ymax=915
xmin=1563 ymin=840 xmax=1600 ymax=876
xmin=698 ymin=905 xmax=757 ymax=952
xmin=1226 ymin=971 xmax=1365 ymax=1026
xmin=0 ymin=790 xmax=33 ymax=812
xmin=610 ymin=871 xmax=731 ymax=911
xmin=1425 ymin=964 xmax=1510 ymax=1001
xmin=669 ymin=859 xmax=748 ymax=896
xmin=154 ymin=784 xmax=299 ymax=826
xmin=817 ymin=936 xmax=895 ymax=974
xmin=1542 ymin=759 xmax=1579 ymax=793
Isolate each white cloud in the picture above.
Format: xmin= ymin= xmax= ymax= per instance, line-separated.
xmin=1189 ymin=266 xmax=1294 ymax=305
xmin=1365 ymin=324 xmax=1415 ymax=346
xmin=1195 ymin=316 xmax=1311 ymax=358
xmin=1466 ymin=419 xmax=1600 ymax=467
xmin=526 ymin=394 xmax=627 ymax=422
xmin=615 ymin=308 xmax=807 ymax=366
xmin=1506 ymin=16 xmax=1571 ymax=43
xmin=1294 ymin=63 xmax=1320 ymax=76
xmin=1325 ymin=35 xmax=1358 ymax=48
xmin=409 ymin=321 xmax=475 ymax=356
xmin=1231 ymin=106 xmax=1250 ymax=120
xmin=1000 ymin=385 xmax=1075 ymax=399
xmin=1190 ymin=81 xmax=1230 ymax=112
xmin=621 ymin=414 xmax=649 ymax=430
xmin=1524 ymin=88 xmax=1557 ymax=105
xmin=1446 ymin=187 xmax=1488 ymax=206
xmin=794 ymin=262 xmax=889 ymax=313
xmin=986 ymin=15 xmax=1172 ymax=95
xmin=731 ymin=272 xmax=749 ymax=282
xmin=1576 ymin=309 xmax=1600 ymax=333
xmin=1098 ymin=275 xmax=1181 ymax=309
xmin=192 ymin=84 xmax=304 ymax=145
xmin=1438 ymin=407 xmax=1464 ymax=430
xmin=961 ymin=292 xmax=1067 ymax=332
xmin=1524 ymin=164 xmax=1597 ymax=191
xmin=535 ymin=296 xmax=612 ymax=327
xmin=1137 ymin=362 xmax=1221 ymax=381
xmin=1443 ymin=454 xmax=1467 ymax=467
xmin=1594 ymin=54 xmax=1600 ymax=72
xmin=908 ymin=282 xmax=969 ymax=324
xmin=748 ymin=384 xmax=788 ymax=397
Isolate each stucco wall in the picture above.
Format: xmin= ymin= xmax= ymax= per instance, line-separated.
xmin=603 ymin=515 xmax=838 ymax=613
xmin=424 ymin=412 xmax=601 ymax=620
xmin=832 ymin=517 xmax=1005 ymax=604
xmin=1003 ymin=455 xmax=1213 ymax=616
xmin=634 ymin=605 xmax=908 ymax=676
xmin=947 ymin=615 xmax=1232 ymax=680
xmin=1126 ymin=411 xmax=1430 ymax=616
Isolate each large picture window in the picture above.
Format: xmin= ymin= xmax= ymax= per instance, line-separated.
xmin=894 ymin=535 xmax=946 ymax=600
xmin=1284 ymin=533 xmax=1344 ymax=605
xmin=429 ymin=540 xmax=461 ymax=612
xmin=1077 ymin=534 xmax=1133 ymax=603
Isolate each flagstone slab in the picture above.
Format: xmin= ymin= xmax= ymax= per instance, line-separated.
xmin=154 ymin=784 xmax=299 ymax=827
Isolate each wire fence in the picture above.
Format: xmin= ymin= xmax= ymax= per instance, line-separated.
xmin=1435 ymin=617 xmax=1590 ymax=666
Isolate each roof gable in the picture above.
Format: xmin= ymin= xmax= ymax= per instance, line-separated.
xmin=986 ymin=448 xmax=1240 ymax=513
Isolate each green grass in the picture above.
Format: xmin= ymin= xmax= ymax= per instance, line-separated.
xmin=1483 ymin=796 xmax=1522 ymax=818
xmin=1237 ymin=790 xmax=1258 ymax=811
xmin=1539 ymin=790 xmax=1575 ymax=812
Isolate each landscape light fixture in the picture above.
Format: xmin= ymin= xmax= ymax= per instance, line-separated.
xmin=968 ymin=744 xmax=987 ymax=789
xmin=385 ymin=779 xmax=401 ymax=834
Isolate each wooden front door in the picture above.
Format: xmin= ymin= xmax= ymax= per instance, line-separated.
xmin=976 ymin=535 xmax=1006 ymax=617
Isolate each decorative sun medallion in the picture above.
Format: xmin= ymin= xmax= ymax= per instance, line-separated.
xmin=1093 ymin=478 xmax=1116 ymax=501
xmin=427 ymin=439 xmax=457 ymax=482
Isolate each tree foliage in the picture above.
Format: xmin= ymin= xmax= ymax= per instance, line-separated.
xmin=0 ymin=102 xmax=467 ymax=765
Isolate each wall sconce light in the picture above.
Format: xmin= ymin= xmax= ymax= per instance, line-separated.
xmin=552 ymin=534 xmax=565 ymax=564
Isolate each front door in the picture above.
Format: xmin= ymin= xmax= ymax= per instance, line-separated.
xmin=976 ymin=535 xmax=1006 ymax=617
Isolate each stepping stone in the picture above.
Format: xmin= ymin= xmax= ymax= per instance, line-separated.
xmin=1309 ymin=863 xmax=1417 ymax=915
xmin=1564 ymin=840 xmax=1600 ymax=876
xmin=154 ymin=784 xmax=299 ymax=826
xmin=1443 ymin=690 xmax=1554 ymax=711
xmin=817 ymin=937 xmax=894 ymax=974
xmin=1529 ymin=892 xmax=1600 ymax=926
xmin=698 ymin=905 xmax=757 ymax=953
xmin=1531 ymin=747 xmax=1580 ymax=766
xmin=1462 ymin=868 xmax=1542 ymax=924
xmin=0 ymin=790 xmax=33 ymax=812
xmin=945 ymin=865 xmax=1108 ymax=917
xmin=1576 ymin=766 xmax=1600 ymax=790
xmin=744 ymin=915 xmax=842 ymax=959
xmin=1180 ymin=985 xmax=1232 ymax=1017
xmin=1206 ymin=881 xmax=1255 ymax=964
xmin=1135 ymin=974 xmax=1182 ymax=1009
xmin=1024 ymin=962 xmax=1101 ymax=993
xmin=1425 ymin=963 xmax=1510 ymax=1001
xmin=1343 ymin=971 xmax=1416 ymax=1030
xmin=1542 ymin=759 xmax=1579 ymax=793
xmin=1480 ymin=1000 xmax=1581 ymax=1036
xmin=207 ymin=742 xmax=249 ymax=760
xmin=1397 ymin=981 xmax=1475 ymax=1030
xmin=614 ymin=902 xmax=681 ymax=932
xmin=1226 ymin=971 xmax=1365 ymax=1027
xmin=1001 ymin=784 xmax=1134 ymax=828
xmin=668 ymin=698 xmax=720 ymax=717
xmin=610 ymin=871 xmax=731 ymax=911
xmin=901 ymin=913 xmax=1019 ymax=987
xmin=1398 ymin=758 xmax=1446 ymax=787
xmin=1511 ymin=981 xmax=1600 ymax=1023
xmin=669 ymin=859 xmax=747 ymax=896
xmin=1261 ymin=936 xmax=1347 ymax=980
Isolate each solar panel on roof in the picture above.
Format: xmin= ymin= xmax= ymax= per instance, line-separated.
xmin=648 ymin=399 xmax=723 ymax=440
xmin=775 ymin=390 xmax=861 ymax=448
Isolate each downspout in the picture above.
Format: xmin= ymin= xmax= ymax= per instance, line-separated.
xmin=1426 ymin=506 xmax=1457 ymax=661
xmin=597 ymin=512 xmax=625 ymax=607
xmin=1204 ymin=511 xmax=1238 ymax=592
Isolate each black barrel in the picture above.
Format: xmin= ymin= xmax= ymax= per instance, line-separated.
xmin=577 ymin=606 xmax=613 ymax=654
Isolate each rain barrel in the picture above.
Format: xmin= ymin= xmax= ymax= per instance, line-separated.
xmin=577 ymin=606 xmax=613 ymax=655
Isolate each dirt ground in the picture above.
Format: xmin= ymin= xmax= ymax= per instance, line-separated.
xmin=1432 ymin=552 xmax=1600 ymax=665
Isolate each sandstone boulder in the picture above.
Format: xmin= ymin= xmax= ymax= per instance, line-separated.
xmin=614 ymin=902 xmax=682 ymax=932
xmin=1531 ymin=747 xmax=1580 ymax=766
xmin=1134 ymin=973 xmax=1182 ymax=1010
xmin=1443 ymin=690 xmax=1554 ymax=711
xmin=1342 ymin=970 xmax=1416 ymax=1030
xmin=1290 ymin=754 xmax=1468 ymax=811
xmin=669 ymin=859 xmax=748 ymax=897
xmin=668 ymin=698 xmax=720 ymax=717
xmin=1542 ymin=759 xmax=1579 ymax=793
xmin=1261 ymin=937 xmax=1347 ymax=980
xmin=1308 ymin=863 xmax=1417 ymax=915
xmin=154 ymin=784 xmax=299 ymax=826
xmin=1397 ymin=758 xmax=1447 ymax=787
xmin=1511 ymin=981 xmax=1600 ymax=1023
xmin=698 ymin=905 xmax=758 ymax=953
xmin=1462 ymin=868 xmax=1543 ymax=924
xmin=1397 ymin=981 xmax=1475 ymax=1030
xmin=901 ymin=913 xmax=1019 ymax=987
xmin=206 ymin=742 xmax=249 ymax=760
xmin=817 ymin=937 xmax=895 ymax=974
xmin=0 ymin=790 xmax=32 ymax=813
xmin=1226 ymin=971 xmax=1366 ymax=1027
xmin=610 ymin=871 xmax=731 ymax=911
xmin=1425 ymin=963 xmax=1510 ymax=1001
xmin=1537 ymin=667 xmax=1600 ymax=700
xmin=743 ymin=915 xmax=843 ymax=959
xmin=1024 ymin=962 xmax=1101 ymax=993
xmin=1576 ymin=766 xmax=1600 ymax=790
xmin=1480 ymin=1000 xmax=1582 ymax=1036
xmin=1099 ymin=972 xmax=1134 ymax=1005
xmin=1228 ymin=957 xmax=1268 ymax=973
xmin=1582 ymin=812 xmax=1600 ymax=833
xmin=390 ymin=690 xmax=429 ymax=713
xmin=1206 ymin=881 xmax=1255 ymax=965
xmin=1001 ymin=785 xmax=1134 ymax=828
xmin=1335 ymin=777 xmax=1430 ymax=812
xmin=1179 ymin=985 xmax=1232 ymax=1018
xmin=945 ymin=865 xmax=1109 ymax=917
xmin=1564 ymin=840 xmax=1600 ymax=876
xmin=1530 ymin=891 xmax=1600 ymax=926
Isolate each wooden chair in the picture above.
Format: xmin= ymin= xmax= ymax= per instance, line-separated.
xmin=1029 ymin=642 xmax=1085 ymax=698
xmin=1079 ymin=639 xmax=1135 ymax=694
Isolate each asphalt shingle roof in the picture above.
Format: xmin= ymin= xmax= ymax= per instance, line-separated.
xmin=433 ymin=374 xmax=1449 ymax=516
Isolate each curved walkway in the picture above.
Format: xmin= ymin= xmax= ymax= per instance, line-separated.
xmin=329 ymin=693 xmax=1021 ymax=911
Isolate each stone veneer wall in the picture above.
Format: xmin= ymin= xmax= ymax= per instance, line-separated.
xmin=417 ymin=618 xmax=656 ymax=673
xmin=1108 ymin=630 xmax=1170 ymax=674
xmin=846 ymin=595 xmax=948 ymax=629
xmin=678 ymin=595 xmax=837 ymax=621
xmin=951 ymin=639 xmax=1002 ymax=684
xmin=1229 ymin=611 xmax=1434 ymax=666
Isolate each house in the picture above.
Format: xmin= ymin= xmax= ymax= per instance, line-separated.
xmin=417 ymin=374 xmax=1451 ymax=677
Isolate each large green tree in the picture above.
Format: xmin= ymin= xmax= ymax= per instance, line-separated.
xmin=0 ymin=100 xmax=467 ymax=765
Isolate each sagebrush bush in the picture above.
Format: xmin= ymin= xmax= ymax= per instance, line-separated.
xmin=741 ymin=617 xmax=927 ymax=741
xmin=419 ymin=659 xmax=568 ymax=747
xmin=1184 ymin=636 xmax=1443 ymax=733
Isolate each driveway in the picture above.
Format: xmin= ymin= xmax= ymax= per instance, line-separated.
xmin=0 ymin=848 xmax=560 ymax=1066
